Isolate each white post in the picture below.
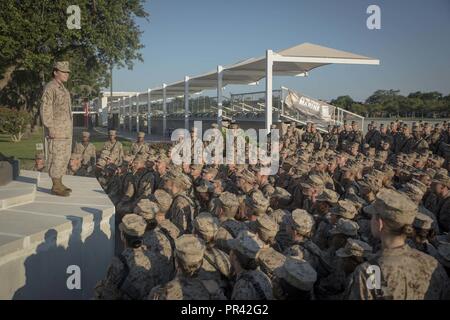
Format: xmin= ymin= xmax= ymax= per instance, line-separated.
xmin=128 ymin=95 xmax=132 ymax=132
xmin=118 ymin=98 xmax=122 ymax=131
xmin=265 ymin=50 xmax=273 ymax=132
xmin=147 ymin=89 xmax=151 ymax=134
xmin=163 ymin=83 xmax=167 ymax=137
xmin=217 ymin=65 xmax=223 ymax=128
xmin=184 ymin=76 xmax=190 ymax=130
xmin=136 ymin=94 xmax=140 ymax=133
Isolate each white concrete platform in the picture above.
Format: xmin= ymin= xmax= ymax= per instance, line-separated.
xmin=0 ymin=171 xmax=115 ymax=300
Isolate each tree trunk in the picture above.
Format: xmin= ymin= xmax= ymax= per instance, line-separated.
xmin=0 ymin=65 xmax=17 ymax=90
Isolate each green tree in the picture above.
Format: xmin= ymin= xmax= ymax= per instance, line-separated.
xmin=0 ymin=107 xmax=31 ymax=142
xmin=0 ymin=0 xmax=149 ymax=126
xmin=330 ymin=95 xmax=354 ymax=110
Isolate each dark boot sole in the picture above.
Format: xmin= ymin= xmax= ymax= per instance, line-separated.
xmin=51 ymin=190 xmax=70 ymax=197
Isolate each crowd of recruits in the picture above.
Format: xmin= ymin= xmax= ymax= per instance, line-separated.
xmin=35 ymin=119 xmax=450 ymax=299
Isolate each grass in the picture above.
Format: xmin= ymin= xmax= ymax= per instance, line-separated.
xmin=0 ymin=127 xmax=134 ymax=170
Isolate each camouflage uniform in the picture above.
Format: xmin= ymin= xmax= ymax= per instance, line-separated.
xmin=228 ymin=231 xmax=274 ymax=300
xmin=131 ymin=132 xmax=150 ymax=157
xmin=273 ymin=257 xmax=317 ymax=300
xmin=102 ymin=130 xmax=124 ymax=166
xmin=193 ymin=213 xmax=232 ymax=295
xmin=95 ymin=215 xmax=165 ymax=300
xmin=73 ymin=133 xmax=96 ymax=173
xmin=40 ymin=62 xmax=73 ymax=180
xmin=149 ymin=235 xmax=226 ymax=300
xmin=166 ymin=173 xmax=196 ymax=233
xmin=345 ymin=189 xmax=450 ymax=300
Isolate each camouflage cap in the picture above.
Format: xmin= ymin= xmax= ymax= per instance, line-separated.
xmin=336 ymin=238 xmax=373 ymax=258
xmin=399 ymin=182 xmax=425 ymax=202
xmin=274 ymin=257 xmax=317 ymax=291
xmin=175 ymin=234 xmax=205 ymax=265
xmin=413 ymin=212 xmax=433 ymax=230
xmin=218 ymin=192 xmax=239 ymax=209
xmin=329 ymin=218 xmax=360 ymax=236
xmin=70 ymin=153 xmax=82 ymax=161
xmin=290 ymin=209 xmax=314 ymax=235
xmin=316 ymin=189 xmax=339 ymax=204
xmin=245 ymin=190 xmax=270 ymax=214
xmin=364 ymin=189 xmax=418 ymax=226
xmin=409 ymin=178 xmax=428 ymax=194
xmin=190 ymin=163 xmax=203 ymax=171
xmin=119 ymin=214 xmax=147 ymax=237
xmin=227 ymin=230 xmax=263 ymax=259
xmin=35 ymin=152 xmax=44 ymax=160
xmin=236 ymin=168 xmax=256 ymax=184
xmin=134 ymin=199 xmax=160 ymax=220
xmin=82 ymin=131 xmax=90 ymax=138
xmin=202 ymin=166 xmax=218 ymax=177
xmin=256 ymin=215 xmax=279 ymax=239
xmin=432 ymin=174 xmax=450 ymax=188
xmin=358 ymin=175 xmax=382 ymax=193
xmin=437 ymin=243 xmax=450 ymax=268
xmin=271 ymin=187 xmax=292 ymax=203
xmin=156 ymin=153 xmax=171 ymax=163
xmin=137 ymin=131 xmax=145 ymax=138
xmin=53 ymin=61 xmax=70 ymax=72
xmin=330 ymin=200 xmax=357 ymax=219
xmin=108 ymin=130 xmax=117 ymax=136
xmin=195 ymin=180 xmax=214 ymax=193
xmin=211 ymin=123 xmax=219 ymax=129
xmin=171 ymin=172 xmax=192 ymax=189
xmin=150 ymin=189 xmax=173 ymax=213
xmin=193 ymin=212 xmax=219 ymax=238
xmin=300 ymin=174 xmax=324 ymax=190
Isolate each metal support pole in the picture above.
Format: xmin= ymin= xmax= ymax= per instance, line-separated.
xmin=217 ymin=65 xmax=223 ymax=128
xmin=128 ymin=95 xmax=132 ymax=132
xmin=147 ymin=89 xmax=151 ymax=135
xmin=136 ymin=94 xmax=140 ymax=133
xmin=265 ymin=50 xmax=273 ymax=132
xmin=163 ymin=83 xmax=167 ymax=138
xmin=184 ymin=76 xmax=190 ymax=130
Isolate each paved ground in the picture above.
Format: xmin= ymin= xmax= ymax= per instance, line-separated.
xmin=0 ymin=170 xmax=115 ymax=299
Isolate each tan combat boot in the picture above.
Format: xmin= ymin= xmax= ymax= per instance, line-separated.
xmin=51 ymin=178 xmax=70 ymax=197
xmin=60 ymin=177 xmax=72 ymax=193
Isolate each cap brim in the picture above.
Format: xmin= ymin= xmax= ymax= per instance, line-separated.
xmin=227 ymin=238 xmax=239 ymax=251
xmin=335 ymin=248 xmax=351 ymax=258
xmin=363 ymin=203 xmax=377 ymax=215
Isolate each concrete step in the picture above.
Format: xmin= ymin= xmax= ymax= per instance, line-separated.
xmin=0 ymin=171 xmax=39 ymax=210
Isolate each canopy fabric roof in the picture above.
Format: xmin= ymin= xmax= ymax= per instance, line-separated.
xmin=116 ymin=42 xmax=379 ymax=105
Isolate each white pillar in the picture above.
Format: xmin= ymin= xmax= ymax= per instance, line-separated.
xmin=217 ymin=65 xmax=223 ymax=128
xmin=128 ymin=95 xmax=132 ymax=132
xmin=147 ymin=89 xmax=151 ymax=134
xmin=136 ymin=94 xmax=140 ymax=133
xmin=163 ymin=83 xmax=167 ymax=137
xmin=184 ymin=76 xmax=190 ymax=130
xmin=120 ymin=98 xmax=124 ymax=131
xmin=265 ymin=50 xmax=273 ymax=132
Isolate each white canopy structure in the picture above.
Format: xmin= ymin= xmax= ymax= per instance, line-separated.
xmin=114 ymin=42 xmax=380 ymax=134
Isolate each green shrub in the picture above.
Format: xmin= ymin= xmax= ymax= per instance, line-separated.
xmin=0 ymin=107 xmax=32 ymax=142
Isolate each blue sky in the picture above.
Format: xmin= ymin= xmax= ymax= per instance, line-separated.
xmin=112 ymin=0 xmax=450 ymax=102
